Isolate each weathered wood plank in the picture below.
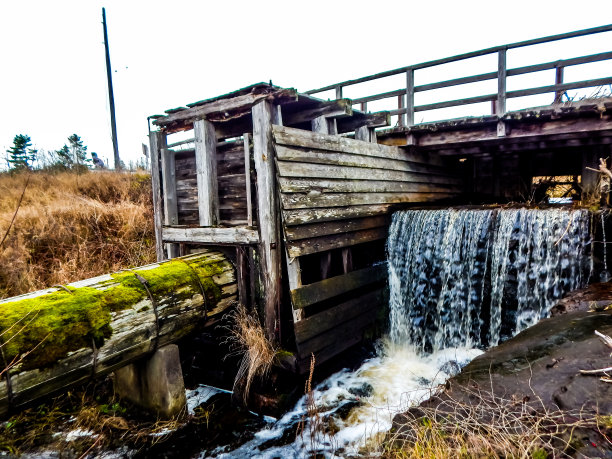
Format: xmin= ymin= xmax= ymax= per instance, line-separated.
xmin=162 ymin=226 xmax=259 ymax=244
xmin=281 ymin=190 xmax=455 ymax=210
xmin=286 ymin=227 xmax=388 ymax=257
xmin=276 ymin=161 xmax=461 ymax=183
xmin=149 ymin=131 xmax=166 ymax=261
xmin=275 ymin=145 xmax=452 ymax=175
xmin=155 ymin=88 xmax=298 ymax=127
xmin=278 ymin=177 xmax=460 ymax=193
xmin=283 ymin=99 xmax=353 ymax=126
xmin=252 ymin=100 xmax=283 ymax=341
xmin=295 ymin=288 xmax=383 ymax=343
xmin=284 ymin=215 xmax=389 ymax=241
xmin=290 ymin=264 xmax=386 ymax=309
xmin=283 ymin=204 xmax=392 ymax=226
xmin=194 ymin=119 xmax=219 ymax=226
xmin=273 ymin=125 xmax=445 ymax=165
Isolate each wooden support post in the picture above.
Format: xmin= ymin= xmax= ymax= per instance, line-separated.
xmin=149 ymin=131 xmax=166 ymax=261
xmin=160 ymin=143 xmax=179 ymax=259
xmin=554 ymin=66 xmax=565 ymax=103
xmin=355 ymin=125 xmax=376 ymax=143
xmin=194 ymin=119 xmax=219 ymax=227
xmin=497 ymin=49 xmax=507 ymax=137
xmin=335 ymin=86 xmax=343 ymax=100
xmin=311 ymin=115 xmax=337 ymax=135
xmin=243 ymin=133 xmax=254 ymax=226
xmin=286 ymin=252 xmax=304 ymax=321
xmin=236 ymin=246 xmax=249 ymax=306
xmin=252 ymin=100 xmax=282 ymax=342
xmin=405 ymin=69 xmax=415 ymax=126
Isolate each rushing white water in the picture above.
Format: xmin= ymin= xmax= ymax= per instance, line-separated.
xmin=208 ymin=207 xmax=591 ymax=458
xmin=388 ymin=208 xmax=591 ymax=348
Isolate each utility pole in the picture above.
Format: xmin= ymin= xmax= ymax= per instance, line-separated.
xmin=102 ymin=7 xmax=121 ymax=170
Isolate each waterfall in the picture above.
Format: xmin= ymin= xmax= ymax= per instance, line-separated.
xmin=387 ymin=208 xmax=591 ymax=351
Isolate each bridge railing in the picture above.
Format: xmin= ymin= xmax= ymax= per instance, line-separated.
xmin=305 ymin=24 xmax=612 ymax=127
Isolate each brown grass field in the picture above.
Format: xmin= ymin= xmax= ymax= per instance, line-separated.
xmin=0 ymin=170 xmax=156 ymax=299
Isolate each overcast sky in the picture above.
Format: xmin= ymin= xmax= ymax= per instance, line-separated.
xmin=1 ymin=1 xmax=611 ymax=168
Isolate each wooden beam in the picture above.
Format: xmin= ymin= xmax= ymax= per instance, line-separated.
xmin=295 ymin=288 xmax=384 ymax=345
xmin=274 ymin=145 xmax=453 ymax=175
xmin=283 ymin=99 xmax=353 ymax=126
xmin=284 ymin=204 xmax=391 ymax=226
xmin=337 ymin=111 xmax=390 ymax=133
xmin=276 ymin=161 xmax=461 ymax=183
xmin=160 ymin=145 xmax=180 ymax=259
xmin=149 ymin=131 xmax=166 ymax=261
xmin=154 ymin=88 xmax=298 ymax=127
xmin=162 ymin=226 xmax=260 ymax=244
xmin=194 ymin=119 xmax=219 ymax=226
xmin=284 ymin=215 xmax=389 ymax=241
xmin=252 ymin=100 xmax=282 ymax=341
xmin=290 ymin=264 xmax=386 ymax=309
xmin=286 ymin=227 xmax=388 ymax=257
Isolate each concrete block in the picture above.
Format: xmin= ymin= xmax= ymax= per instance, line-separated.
xmin=113 ymin=344 xmax=187 ymax=419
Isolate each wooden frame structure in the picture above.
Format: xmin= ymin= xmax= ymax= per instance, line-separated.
xmin=149 ymin=25 xmax=612 ymax=372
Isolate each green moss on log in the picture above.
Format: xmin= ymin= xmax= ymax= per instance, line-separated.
xmin=0 ymin=254 xmax=228 ymax=371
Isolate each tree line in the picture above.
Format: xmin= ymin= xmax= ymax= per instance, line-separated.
xmin=5 ymin=134 xmax=106 ymax=172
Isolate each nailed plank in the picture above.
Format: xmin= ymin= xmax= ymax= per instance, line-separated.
xmin=287 ymin=227 xmax=388 ymax=257
xmin=162 ymin=226 xmax=259 ymax=244
xmin=285 ymin=215 xmax=389 ymax=241
xmin=276 ymin=161 xmax=461 ymax=183
xmin=273 ymin=125 xmax=445 ymax=165
xmin=244 ymin=133 xmax=254 ymax=226
xmin=295 ymin=288 xmax=383 ymax=343
xmin=275 ymin=145 xmax=452 ymax=175
xmin=290 ymin=264 xmax=387 ymax=309
xmin=278 ymin=177 xmax=460 ymax=193
xmin=284 ymin=204 xmax=391 ymax=226
xmin=281 ymin=191 xmax=455 ymax=210
xmin=194 ymin=119 xmax=219 ymax=226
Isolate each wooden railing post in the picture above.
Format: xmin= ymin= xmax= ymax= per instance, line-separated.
xmin=406 ymin=68 xmax=415 ymax=126
xmin=335 ymin=86 xmax=343 ymax=100
xmin=397 ymin=95 xmax=405 ymax=126
xmin=497 ymin=49 xmax=507 ymax=115
xmin=497 ymin=49 xmax=507 ymax=137
xmin=554 ymin=65 xmax=565 ymax=103
xmin=194 ymin=119 xmax=219 ymax=227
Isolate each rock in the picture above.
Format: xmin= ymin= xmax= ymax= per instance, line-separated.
xmin=392 ymin=310 xmax=612 ymax=457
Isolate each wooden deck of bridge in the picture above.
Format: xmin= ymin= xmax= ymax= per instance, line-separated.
xmin=148 ymin=24 xmax=612 ymax=373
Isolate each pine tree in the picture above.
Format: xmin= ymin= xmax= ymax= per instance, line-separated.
xmin=68 ymin=134 xmax=90 ymax=169
xmin=55 ymin=145 xmax=73 ymax=169
xmin=6 ymin=134 xmax=36 ymax=171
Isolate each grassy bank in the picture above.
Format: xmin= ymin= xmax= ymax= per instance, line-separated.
xmin=0 ymin=170 xmax=156 ymax=299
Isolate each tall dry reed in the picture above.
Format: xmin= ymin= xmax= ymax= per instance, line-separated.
xmin=0 ymin=170 xmax=156 ymax=298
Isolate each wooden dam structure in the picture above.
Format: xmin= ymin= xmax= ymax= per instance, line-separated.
xmin=148 ymin=24 xmax=612 ymax=373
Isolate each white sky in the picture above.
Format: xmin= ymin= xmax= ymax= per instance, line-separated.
xmin=1 ymin=1 xmax=611 ymax=168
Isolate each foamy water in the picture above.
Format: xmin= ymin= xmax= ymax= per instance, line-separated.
xmin=206 ymin=341 xmax=482 ymax=458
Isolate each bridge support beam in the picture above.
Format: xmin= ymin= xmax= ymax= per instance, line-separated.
xmin=114 ymin=344 xmax=187 ymax=419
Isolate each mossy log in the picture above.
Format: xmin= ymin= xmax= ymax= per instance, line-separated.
xmin=0 ymin=250 xmax=236 ymax=417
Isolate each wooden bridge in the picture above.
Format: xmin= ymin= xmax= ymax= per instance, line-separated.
xmin=149 ymin=24 xmax=612 ymax=372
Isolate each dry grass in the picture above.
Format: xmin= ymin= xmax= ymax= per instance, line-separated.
xmin=223 ymin=303 xmax=277 ymax=404
xmin=380 ymin=385 xmax=611 ymax=459
xmin=0 ymin=170 xmax=156 ymax=298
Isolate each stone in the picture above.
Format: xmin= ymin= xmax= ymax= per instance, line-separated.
xmin=114 ymin=344 xmax=187 ymax=419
